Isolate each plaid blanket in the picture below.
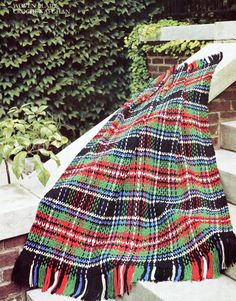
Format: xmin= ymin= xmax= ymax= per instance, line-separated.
xmin=13 ymin=52 xmax=236 ymax=300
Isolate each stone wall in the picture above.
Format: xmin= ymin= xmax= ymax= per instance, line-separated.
xmin=0 ymin=235 xmax=27 ymax=301
xmin=146 ymin=53 xmax=236 ymax=148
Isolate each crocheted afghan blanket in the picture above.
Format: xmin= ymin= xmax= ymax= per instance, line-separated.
xmin=13 ymin=53 xmax=236 ymax=300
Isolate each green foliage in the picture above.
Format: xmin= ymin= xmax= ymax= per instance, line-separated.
xmin=125 ymin=19 xmax=207 ymax=96
xmin=139 ymin=19 xmax=189 ymax=41
xmin=0 ymin=0 xmax=155 ymax=140
xmin=0 ymin=102 xmax=68 ymax=186
xmin=143 ymin=40 xmax=207 ymax=57
xmin=124 ymin=24 xmax=151 ymax=99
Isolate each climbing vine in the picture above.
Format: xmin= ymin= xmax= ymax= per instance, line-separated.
xmin=125 ymin=19 xmax=207 ymax=96
xmin=0 ymin=0 xmax=156 ymax=140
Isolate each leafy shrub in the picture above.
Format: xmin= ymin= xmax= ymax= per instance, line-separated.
xmin=0 ymin=102 xmax=68 ymax=186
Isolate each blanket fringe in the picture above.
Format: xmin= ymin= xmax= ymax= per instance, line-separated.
xmin=12 ymin=231 xmax=236 ymax=300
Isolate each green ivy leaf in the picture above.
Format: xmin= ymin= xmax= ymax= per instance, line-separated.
xmin=11 ymin=146 xmax=24 ymax=156
xmin=51 ymin=140 xmax=62 ymax=148
xmin=16 ymin=135 xmax=31 ymax=147
xmin=3 ymin=127 xmax=13 ymax=139
xmin=12 ymin=151 xmax=27 ymax=179
xmin=40 ymin=127 xmax=52 ymax=138
xmin=48 ymin=124 xmax=57 ymax=132
xmin=33 ymin=154 xmax=50 ymax=186
xmin=61 ymin=136 xmax=68 ymax=145
xmin=50 ymin=151 xmax=61 ymax=167
xmin=15 ymin=123 xmax=26 ymax=133
xmin=32 ymin=138 xmax=47 ymax=145
xmin=38 ymin=148 xmax=50 ymax=157
xmin=2 ymin=145 xmax=13 ymax=159
xmin=53 ymin=133 xmax=62 ymax=141
xmin=38 ymin=105 xmax=48 ymax=113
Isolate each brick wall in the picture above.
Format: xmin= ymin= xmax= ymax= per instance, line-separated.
xmin=0 ymin=235 xmax=27 ymax=301
xmin=147 ymin=52 xmax=188 ymax=78
xmin=147 ymin=53 xmax=236 ymax=148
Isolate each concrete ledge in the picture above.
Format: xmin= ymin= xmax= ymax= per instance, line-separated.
xmin=140 ymin=275 xmax=236 ymax=301
xmin=159 ymin=23 xmax=214 ymax=41
xmin=27 ymin=289 xmax=78 ymax=301
xmin=0 ymin=184 xmax=40 ymax=240
xmin=141 ymin=21 xmax=236 ymax=42
xmin=26 ymin=282 xmax=157 ymax=301
xmin=215 ymin=21 xmax=236 ymax=41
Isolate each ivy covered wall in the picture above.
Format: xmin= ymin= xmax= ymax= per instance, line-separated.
xmin=124 ymin=20 xmax=207 ymax=96
xmin=0 ymin=0 xmax=155 ymax=139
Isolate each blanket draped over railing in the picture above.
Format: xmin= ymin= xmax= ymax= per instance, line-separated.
xmin=13 ymin=52 xmax=236 ymax=301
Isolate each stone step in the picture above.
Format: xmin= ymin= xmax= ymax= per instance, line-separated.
xmin=220 ymin=121 xmax=236 ymax=152
xmin=215 ymin=149 xmax=236 ymax=205
xmin=26 ymin=289 xmax=115 ymax=301
xmin=136 ymin=276 xmax=236 ymax=301
xmin=26 ymin=275 xmax=236 ymax=301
